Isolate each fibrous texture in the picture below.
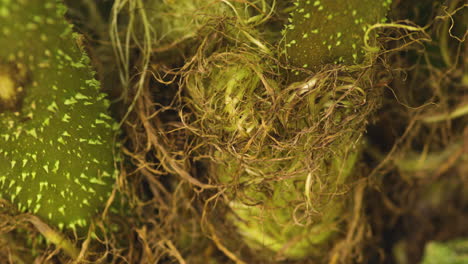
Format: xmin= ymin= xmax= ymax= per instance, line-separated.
xmin=184 ymin=48 xmax=379 ymax=259
xmin=147 ymin=0 xmax=238 ymax=46
xmin=0 ymin=0 xmax=117 ymax=231
xmin=284 ymin=0 xmax=392 ymax=69
xmin=157 ymin=0 xmax=385 ymax=260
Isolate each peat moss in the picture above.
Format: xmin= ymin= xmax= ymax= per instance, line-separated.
xmin=147 ymin=0 xmax=231 ymax=44
xmin=183 ymin=47 xmax=380 ymax=259
xmin=185 ymin=52 xmax=270 ymax=139
xmin=217 ymin=135 xmax=361 ymax=259
xmin=114 ymin=0 xmax=388 ymax=261
xmin=146 ymin=0 xmax=248 ymax=59
xmin=167 ymin=0 xmax=390 ymax=260
xmin=0 ymin=0 xmax=117 ymax=232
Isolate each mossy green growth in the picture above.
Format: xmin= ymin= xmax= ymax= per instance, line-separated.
xmin=219 ymin=140 xmax=360 ymax=259
xmin=185 ymin=50 xmax=371 ymax=259
xmin=284 ymin=0 xmax=392 ymax=69
xmin=147 ymin=0 xmax=243 ymax=45
xmin=421 ymin=239 xmax=468 ymax=264
xmin=185 ymin=53 xmax=267 ymax=139
xmin=0 ymin=0 xmax=118 ymax=232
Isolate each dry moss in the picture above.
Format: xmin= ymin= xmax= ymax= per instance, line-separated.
xmin=182 ymin=43 xmax=383 ymax=259
xmin=95 ymin=0 xmax=394 ymax=262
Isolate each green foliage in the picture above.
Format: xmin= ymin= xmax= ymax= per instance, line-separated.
xmin=0 ymin=0 xmax=117 ymax=231
xmin=421 ymin=239 xmax=468 ymax=264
